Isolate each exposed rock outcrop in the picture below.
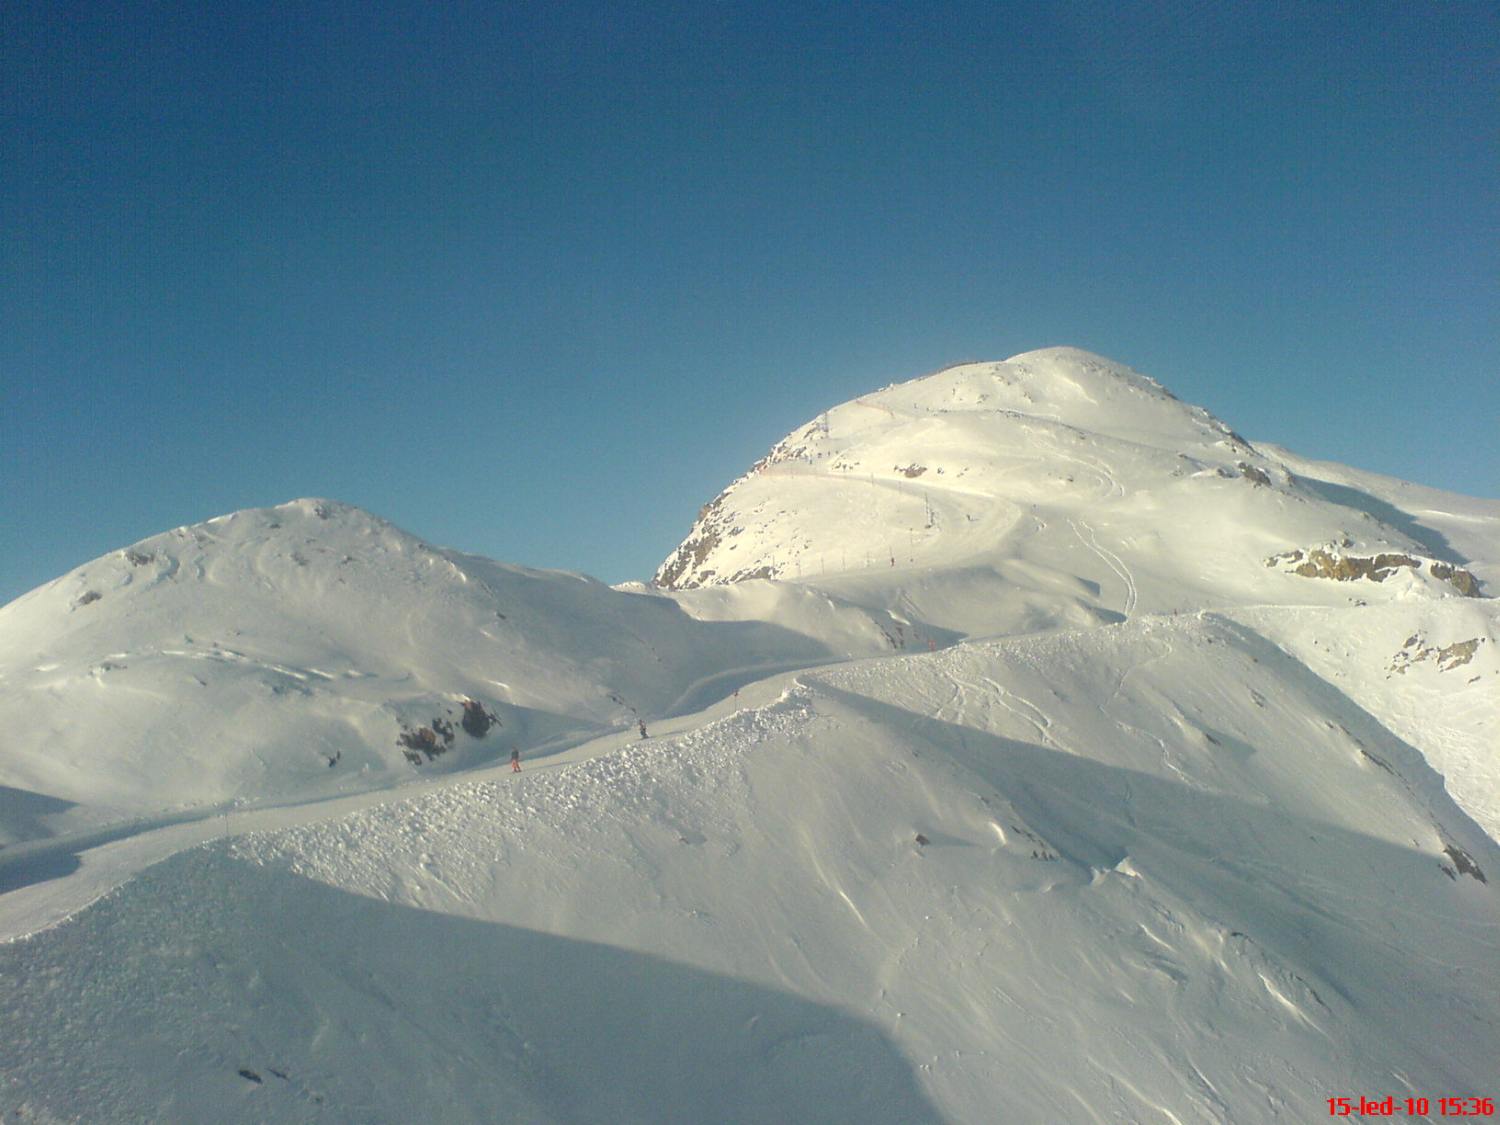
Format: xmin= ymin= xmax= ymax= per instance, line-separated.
xmin=1268 ymin=546 xmax=1482 ymax=597
xmin=1389 ymin=634 xmax=1485 ymax=676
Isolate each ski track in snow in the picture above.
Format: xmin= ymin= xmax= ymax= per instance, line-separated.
xmin=1098 ymin=635 xmax=1187 ymax=786
xmin=935 ymin=669 xmax=1058 ymax=752
xmin=1037 ymin=426 xmax=1127 ymax=503
xmin=980 ymin=675 xmax=1057 ymax=748
xmin=1068 ymin=517 xmax=1138 ymax=617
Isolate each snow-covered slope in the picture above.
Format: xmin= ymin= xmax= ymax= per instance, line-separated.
xmin=0 ymin=499 xmax=899 ymax=845
xmin=656 ymin=348 xmax=1486 ymax=610
xmin=2 ymin=348 xmax=1497 ymax=1123
xmin=3 ymin=615 xmax=1496 ymax=1123
xmin=656 ymin=347 xmax=1500 ymax=837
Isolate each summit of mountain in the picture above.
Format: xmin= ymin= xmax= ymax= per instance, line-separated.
xmin=655 ymin=347 xmax=1488 ymax=616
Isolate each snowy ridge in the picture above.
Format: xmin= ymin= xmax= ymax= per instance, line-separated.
xmin=0 ymin=498 xmax=906 ymax=846
xmin=2 ymin=349 xmax=1498 ymax=1123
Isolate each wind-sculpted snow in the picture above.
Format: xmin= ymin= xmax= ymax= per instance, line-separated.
xmin=0 ymin=846 xmax=942 ymax=1125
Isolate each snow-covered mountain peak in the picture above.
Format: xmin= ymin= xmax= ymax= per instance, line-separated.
xmin=157 ymin=495 xmax=415 ymax=559
xmin=908 ymin=346 xmax=1174 ymax=407
xmin=1 ymin=497 xmax=465 ymax=636
xmin=1003 ymin=345 xmax=1173 ymax=396
xmin=656 ymin=351 xmax=1265 ymax=593
xmin=848 ymin=346 xmax=1224 ymax=450
xmin=654 ymin=350 xmax=1488 ymax=632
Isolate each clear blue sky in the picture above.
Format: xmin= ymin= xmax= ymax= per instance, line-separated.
xmin=3 ymin=1 xmax=1496 ymax=604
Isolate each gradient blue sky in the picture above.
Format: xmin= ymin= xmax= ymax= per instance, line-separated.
xmin=3 ymin=1 xmax=1496 ymax=604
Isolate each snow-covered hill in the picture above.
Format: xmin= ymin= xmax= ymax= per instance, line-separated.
xmin=2 ymin=348 xmax=1497 ymax=1123
xmin=0 ymin=499 xmax=908 ymax=846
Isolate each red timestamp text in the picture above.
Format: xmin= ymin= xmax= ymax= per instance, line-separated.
xmin=1327 ymin=1095 xmax=1495 ymax=1117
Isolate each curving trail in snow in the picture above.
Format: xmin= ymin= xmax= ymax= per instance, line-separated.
xmin=1068 ymin=517 xmax=1138 ymax=617
xmin=980 ymin=675 xmax=1058 ymax=749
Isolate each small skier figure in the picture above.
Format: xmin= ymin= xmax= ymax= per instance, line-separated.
xmin=510 ymin=747 xmax=521 ymax=772
xmin=638 ymin=719 xmax=648 ymax=740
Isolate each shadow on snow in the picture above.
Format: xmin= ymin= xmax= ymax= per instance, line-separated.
xmin=0 ymin=846 xmax=945 ymax=1125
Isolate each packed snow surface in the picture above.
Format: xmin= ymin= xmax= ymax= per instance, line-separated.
xmin=2 ymin=348 xmax=1497 ymax=1123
